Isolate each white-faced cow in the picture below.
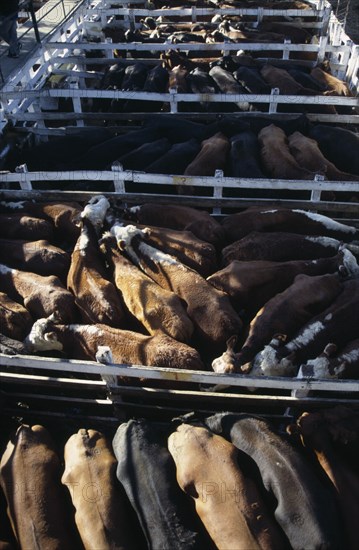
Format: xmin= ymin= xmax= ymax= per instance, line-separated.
xmin=0 ymin=425 xmax=81 ymax=550
xmin=221 ymin=232 xmax=358 ymax=266
xmin=222 ymin=207 xmax=358 ymax=243
xmin=100 ymin=232 xmax=194 ymax=343
xmin=205 ymin=413 xmax=342 ymax=550
xmin=207 ymin=250 xmax=359 ymax=321
xmin=212 ymin=273 xmax=343 ymax=373
xmin=67 ymin=196 xmax=127 ymax=327
xmin=111 ymin=224 xmax=242 ymax=351
xmin=25 ymin=316 xmax=205 ymax=371
xmin=168 ymin=423 xmax=288 ymax=550
xmin=297 ymin=338 xmax=359 ymax=381
xmin=124 ymin=203 xmax=225 ymax=249
xmin=252 ymin=277 xmax=359 ymax=377
xmin=62 ymin=429 xmax=142 ymax=550
xmin=113 ymin=419 xmax=212 ymax=550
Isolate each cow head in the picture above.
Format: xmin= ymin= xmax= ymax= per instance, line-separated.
xmin=24 ymin=317 xmax=63 ymax=352
xmin=211 ymin=335 xmax=239 ymax=373
xmin=81 ymin=195 xmax=111 ymax=234
xmin=111 ymin=223 xmax=146 ymax=250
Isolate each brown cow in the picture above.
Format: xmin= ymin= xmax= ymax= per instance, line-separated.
xmin=124 ymin=203 xmax=225 ymax=249
xmin=0 ymin=200 xmax=81 ymax=243
xmin=0 ymin=213 xmax=54 ymax=241
xmin=212 ymin=273 xmax=343 ymax=373
xmin=288 ymin=132 xmax=359 ymax=181
xmin=260 ymin=64 xmax=318 ymax=95
xmin=168 ymin=64 xmax=189 ymax=92
xmin=100 ymin=232 xmax=194 ymax=343
xmin=168 ymin=424 xmax=288 ymax=550
xmin=258 ymin=124 xmax=318 ymax=179
xmin=62 ymin=429 xmax=140 ymax=550
xmin=67 ymin=196 xmax=126 ymax=327
xmin=310 ymin=67 xmax=352 ymax=96
xmin=184 ymin=132 xmax=230 ymax=177
xmin=0 ymin=425 xmax=80 ymax=550
xmin=222 ymin=207 xmax=359 ymax=243
xmin=0 ymin=264 xmax=77 ymax=323
xmin=141 ymin=224 xmax=218 ymax=277
xmin=0 ymin=291 xmax=33 ymax=341
xmin=221 ymin=232 xmax=353 ymax=266
xmin=208 ymin=250 xmax=358 ymax=319
xmin=112 ymin=225 xmax=242 ymax=350
xmin=25 ymin=316 xmax=205 ymax=371
xmin=0 ymin=238 xmax=70 ymax=281
xmin=294 ymin=410 xmax=359 ymax=550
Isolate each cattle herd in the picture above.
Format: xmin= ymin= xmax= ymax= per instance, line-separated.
xmin=0 ymin=405 xmax=358 ymax=549
xmin=0 ymin=196 xmax=359 ymax=385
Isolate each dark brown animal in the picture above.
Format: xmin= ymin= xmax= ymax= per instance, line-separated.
xmin=0 ymin=213 xmax=54 ymax=240
xmin=207 ymin=249 xmax=358 ymax=320
xmin=0 ymin=291 xmax=33 ymax=341
xmin=0 ymin=238 xmax=70 ymax=280
xmin=0 ymin=425 xmax=80 ymax=550
xmin=184 ymin=132 xmax=231 ymax=176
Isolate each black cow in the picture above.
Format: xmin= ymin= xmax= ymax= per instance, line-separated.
xmin=233 ymin=66 xmax=271 ymax=95
xmin=112 ymin=419 xmax=214 ymax=550
xmin=229 ymin=131 xmax=265 ymax=178
xmin=118 ymin=138 xmax=172 ymax=170
xmin=146 ymin=138 xmax=201 ymax=174
xmin=288 ymin=69 xmax=328 ymax=92
xmin=205 ymin=413 xmax=342 ymax=550
xmin=208 ymin=66 xmax=252 ymax=111
xmin=71 ymin=127 xmax=162 ymax=170
xmin=309 ymin=125 xmax=359 ymax=176
xmin=186 ymin=68 xmax=220 ymax=111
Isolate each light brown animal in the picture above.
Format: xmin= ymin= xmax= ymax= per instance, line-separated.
xmin=62 ymin=429 xmax=139 ymax=550
xmin=25 ymin=316 xmax=205 ymax=370
xmin=0 ymin=425 xmax=80 ymax=550
xmin=311 ymin=67 xmax=352 ymax=96
xmin=168 ymin=424 xmax=287 ymax=550
xmin=288 ymin=131 xmax=359 ymax=181
xmin=258 ymin=124 xmax=317 ymax=179
xmin=100 ymin=232 xmax=194 ymax=343
xmin=113 ymin=225 xmax=242 ymax=350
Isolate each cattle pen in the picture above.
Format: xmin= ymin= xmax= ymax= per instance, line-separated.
xmin=0 ymin=1 xmax=359 ymax=547
xmin=0 ymin=0 xmax=359 ymax=420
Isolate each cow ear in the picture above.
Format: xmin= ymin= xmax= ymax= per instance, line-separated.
xmin=45 ymin=332 xmax=57 ymax=342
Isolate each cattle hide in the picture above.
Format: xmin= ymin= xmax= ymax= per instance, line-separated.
xmin=113 ymin=419 xmax=212 ymax=550
xmin=205 ymin=413 xmax=342 ymax=550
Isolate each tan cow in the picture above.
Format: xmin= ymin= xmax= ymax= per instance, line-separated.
xmin=0 ymin=425 xmax=80 ymax=550
xmin=100 ymin=232 xmax=194 ymax=343
xmin=62 ymin=429 xmax=140 ymax=550
xmin=112 ymin=225 xmax=242 ymax=351
xmin=168 ymin=424 xmax=287 ymax=550
xmin=258 ymin=124 xmax=319 ymax=180
xmin=288 ymin=131 xmax=359 ymax=181
xmin=310 ymin=67 xmax=352 ymax=96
